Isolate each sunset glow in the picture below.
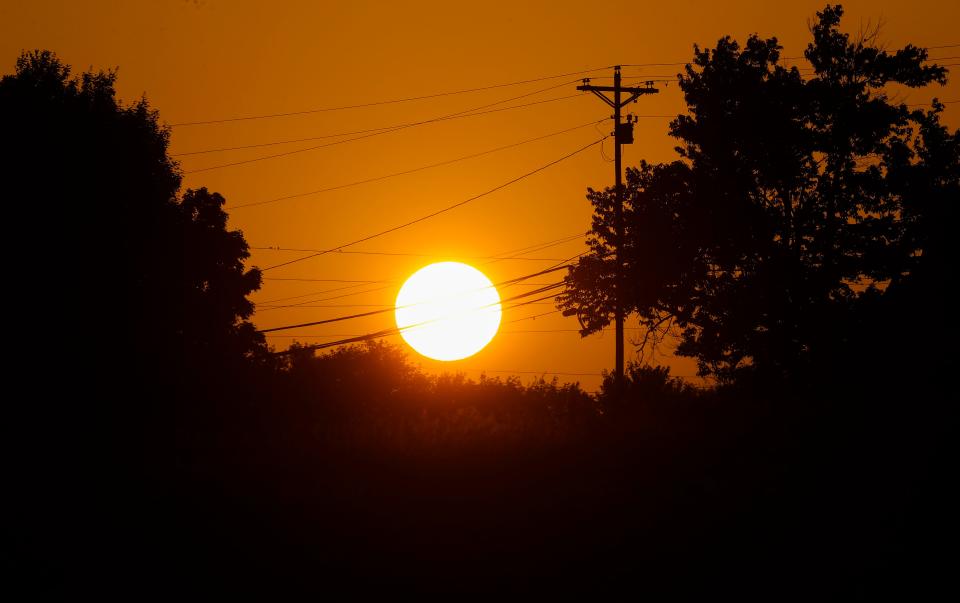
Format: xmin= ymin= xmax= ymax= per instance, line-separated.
xmin=395 ymin=262 xmax=501 ymax=361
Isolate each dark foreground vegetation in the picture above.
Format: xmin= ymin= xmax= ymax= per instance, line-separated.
xmin=174 ymin=346 xmax=951 ymax=598
xmin=18 ymin=338 xmax=954 ymax=600
xmin=20 ymin=339 xmax=951 ymax=598
xmin=6 ymin=4 xmax=954 ymax=599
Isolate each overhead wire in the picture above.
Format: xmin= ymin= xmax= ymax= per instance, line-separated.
xmin=171 ymin=47 xmax=958 ymax=128
xmin=227 ymin=118 xmax=609 ymax=209
xmin=252 ymin=232 xmax=585 ymax=261
xmin=236 ymin=52 xmax=959 ymax=342
xmin=170 ymin=65 xmax=617 ymax=127
xmin=257 ymin=250 xmax=588 ymax=313
xmin=263 ymin=327 xmax=641 ymax=337
xmin=242 ymin=68 xmax=954 ymax=306
xmin=258 ymin=301 xmax=557 ymax=309
xmin=258 ymin=261 xmax=579 ymax=332
xmin=258 ymin=283 xmax=399 ymax=311
xmin=176 ymin=83 xmax=585 ymax=158
xmin=478 ymin=233 xmax=586 ymax=268
xmin=180 ymin=58 xmax=955 ymax=175
xmin=262 ymin=277 xmax=390 ymax=283
xmin=263 ymin=266 xmax=559 ymax=333
xmin=258 ymin=249 xmax=594 ymax=359
xmin=504 ymin=310 xmax=560 ymax=324
xmin=266 ymin=287 xmax=567 ymax=353
xmin=253 ymin=231 xmax=588 ymax=310
xmin=253 ymin=248 xmax=571 ymax=261
xmin=260 ymin=276 xmax=567 ymax=335
xmin=258 ymin=281 xmax=386 ymax=305
xmin=183 ymin=80 xmax=587 ymax=173
xmin=259 ymin=136 xmax=606 ymax=272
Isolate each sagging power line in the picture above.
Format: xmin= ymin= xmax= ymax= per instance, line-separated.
xmin=255 ymin=232 xmax=587 ymax=287
xmin=228 ymin=118 xmax=610 ymax=209
xmin=253 ymin=231 xmax=588 ymax=308
xmin=253 ymin=248 xmax=571 ymax=261
xmin=183 ymin=80 xmax=589 ymax=173
xmin=266 ymin=287 xmax=567 ymax=354
xmin=260 ymin=277 xmax=566 ymax=336
xmin=177 ymin=88 xmax=587 ymax=160
xmin=259 ymin=137 xmax=605 ymax=272
xmin=172 ymin=44 xmax=958 ymax=130
xmin=170 ymin=66 xmax=619 ymax=127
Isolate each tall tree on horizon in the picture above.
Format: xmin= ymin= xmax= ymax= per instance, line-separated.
xmin=558 ymin=5 xmax=957 ymax=384
xmin=0 ymin=50 xmax=265 ymax=386
xmin=1 ymin=49 xmax=272 ymax=592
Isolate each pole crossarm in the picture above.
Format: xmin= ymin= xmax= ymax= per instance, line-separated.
xmin=576 ymin=84 xmax=659 ymax=109
xmin=582 ymin=89 xmax=616 ymax=108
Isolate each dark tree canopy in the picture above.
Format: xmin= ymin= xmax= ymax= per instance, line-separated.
xmin=559 ymin=5 xmax=958 ymax=384
xmin=0 ymin=50 xmax=264 ymax=386
xmin=1 ymin=50 xmax=271 ymax=592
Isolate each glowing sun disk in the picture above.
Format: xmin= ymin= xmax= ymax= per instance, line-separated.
xmin=394 ymin=262 xmax=501 ymax=361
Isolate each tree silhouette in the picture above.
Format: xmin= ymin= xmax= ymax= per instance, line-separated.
xmin=2 ymin=51 xmax=265 ymax=590
xmin=0 ymin=50 xmax=264 ymax=386
xmin=559 ymin=5 xmax=957 ymax=384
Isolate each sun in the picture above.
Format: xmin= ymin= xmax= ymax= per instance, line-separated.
xmin=395 ymin=262 xmax=502 ymax=361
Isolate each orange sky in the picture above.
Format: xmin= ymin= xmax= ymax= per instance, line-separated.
xmin=3 ymin=0 xmax=956 ymax=392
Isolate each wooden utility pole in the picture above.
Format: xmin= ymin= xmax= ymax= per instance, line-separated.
xmin=577 ymin=66 xmax=658 ymax=389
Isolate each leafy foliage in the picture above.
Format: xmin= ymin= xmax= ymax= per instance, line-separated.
xmin=0 ymin=50 xmax=264 ymax=382
xmin=559 ymin=5 xmax=957 ymax=383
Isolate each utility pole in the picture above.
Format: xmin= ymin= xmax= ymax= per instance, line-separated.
xmin=577 ymin=66 xmax=658 ymax=390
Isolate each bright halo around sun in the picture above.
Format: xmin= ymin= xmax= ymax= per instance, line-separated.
xmin=395 ymin=262 xmax=502 ymax=361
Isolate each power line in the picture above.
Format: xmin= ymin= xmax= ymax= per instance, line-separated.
xmin=258 ymin=284 xmax=397 ymax=311
xmin=170 ymin=66 xmax=616 ymax=127
xmin=259 ymin=302 xmax=557 ymax=309
xmin=176 ymin=82 xmax=585 ymax=158
xmin=499 ymin=328 xmax=637 ymax=333
xmin=252 ymin=248 xmax=572 ymax=261
xmin=255 ymin=232 xmax=586 ymax=285
xmin=261 ymin=278 xmax=566 ymax=336
xmin=183 ymin=80 xmax=586 ymax=173
xmin=258 ymin=281 xmax=385 ymax=305
xmin=171 ymin=47 xmax=959 ymax=128
xmin=267 ymin=287 xmax=565 ymax=354
xmin=478 ymin=233 xmax=587 ymax=268
xmin=264 ymin=327 xmax=640 ymax=337
xmin=260 ymin=136 xmax=605 ymax=272
xmin=592 ymin=73 xmax=679 ymax=78
xmin=256 ymin=251 xmax=589 ymax=313
xmin=263 ymin=277 xmax=391 ymax=283
xmin=485 ymin=232 xmax=583 ymax=257
xmin=174 ymin=106 xmax=667 ymax=162
xmin=262 ymin=288 xmax=587 ymax=358
xmin=504 ymin=310 xmax=559 ymax=323
xmin=254 ymin=232 xmax=588 ymax=309
xmin=181 ymin=61 xmax=953 ymax=173
xmin=228 ymin=119 xmax=607 ymax=209
xmin=258 ymin=264 xmax=572 ymax=333
xmin=253 ymin=231 xmax=586 ymax=302
xmin=258 ymin=276 xmax=560 ymax=329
